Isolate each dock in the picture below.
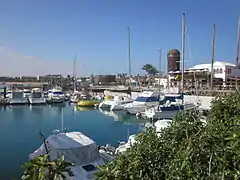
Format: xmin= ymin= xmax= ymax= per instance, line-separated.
xmin=0 ymin=98 xmax=9 ymax=106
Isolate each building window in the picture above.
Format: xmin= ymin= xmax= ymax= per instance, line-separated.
xmin=228 ymin=69 xmax=232 ymax=74
xmin=225 ymin=68 xmax=231 ymax=74
xmin=220 ymin=68 xmax=223 ymax=73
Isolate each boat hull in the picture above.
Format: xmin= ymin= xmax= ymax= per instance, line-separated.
xmin=70 ymin=98 xmax=78 ymax=103
xmin=9 ymin=99 xmax=29 ymax=105
xmin=110 ymin=101 xmax=133 ymax=111
xmin=46 ymin=95 xmax=65 ymax=104
xmin=29 ymin=98 xmax=46 ymax=105
xmin=145 ymin=104 xmax=198 ymax=120
xmin=126 ymin=106 xmax=147 ymax=115
xmin=77 ymin=100 xmax=103 ymax=107
xmin=99 ymin=102 xmax=111 ymax=109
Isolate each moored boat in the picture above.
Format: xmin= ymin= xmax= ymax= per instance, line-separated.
xmin=46 ymin=87 xmax=65 ymax=103
xmin=29 ymin=88 xmax=46 ymax=105
xmin=99 ymin=95 xmax=133 ymax=111
xmin=115 ymin=119 xmax=173 ymax=154
xmin=77 ymin=99 xmax=102 ymax=107
xmin=27 ymin=131 xmax=114 ymax=180
xmin=77 ymin=92 xmax=103 ymax=107
xmin=121 ymin=91 xmax=161 ymax=115
xmin=144 ymin=93 xmax=198 ymax=120
xmin=9 ymin=90 xmax=29 ymax=105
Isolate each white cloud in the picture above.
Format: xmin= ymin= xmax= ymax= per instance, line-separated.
xmin=0 ymin=46 xmax=85 ymax=77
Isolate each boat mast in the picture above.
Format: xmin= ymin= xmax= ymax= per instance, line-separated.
xmin=235 ymin=17 xmax=240 ymax=90
xmin=181 ymin=13 xmax=186 ymax=103
xmin=158 ymin=48 xmax=163 ymax=89
xmin=73 ymin=53 xmax=77 ymax=92
xmin=210 ymin=24 xmax=216 ymax=92
xmin=128 ymin=26 xmax=132 ymax=87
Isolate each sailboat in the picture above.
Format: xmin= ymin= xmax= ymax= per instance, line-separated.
xmin=70 ymin=53 xmax=79 ymax=103
xmin=28 ymin=108 xmax=114 ymax=180
xmin=144 ymin=13 xmax=198 ymax=120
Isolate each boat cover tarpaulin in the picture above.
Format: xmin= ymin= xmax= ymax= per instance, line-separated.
xmin=30 ymin=132 xmax=100 ymax=166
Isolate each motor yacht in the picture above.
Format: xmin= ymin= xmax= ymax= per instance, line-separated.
xmin=145 ymin=94 xmax=198 ymax=120
xmin=47 ymin=87 xmax=65 ymax=103
xmin=9 ymin=90 xmax=29 ymax=105
xmin=121 ymin=91 xmax=161 ymax=115
xmin=29 ymin=88 xmax=46 ymax=105
xmin=23 ymin=89 xmax=31 ymax=100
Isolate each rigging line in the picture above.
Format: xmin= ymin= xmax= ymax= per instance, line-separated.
xmin=185 ymin=22 xmax=201 ymax=114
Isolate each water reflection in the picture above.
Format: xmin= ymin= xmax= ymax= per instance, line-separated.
xmin=98 ymin=109 xmax=122 ymax=120
xmin=29 ymin=105 xmax=44 ymax=113
xmin=0 ymin=105 xmax=7 ymax=111
xmin=0 ymin=104 xmax=144 ymax=179
xmin=98 ymin=109 xmax=147 ymax=125
xmin=47 ymin=103 xmax=66 ymax=108
xmin=11 ymin=106 xmax=26 ymax=120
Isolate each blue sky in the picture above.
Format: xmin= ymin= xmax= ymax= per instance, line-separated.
xmin=0 ymin=0 xmax=240 ymax=76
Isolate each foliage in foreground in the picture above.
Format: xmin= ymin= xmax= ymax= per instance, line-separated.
xmin=96 ymin=92 xmax=240 ymax=180
xmin=22 ymin=154 xmax=72 ymax=180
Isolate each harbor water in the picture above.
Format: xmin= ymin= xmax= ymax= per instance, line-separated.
xmin=0 ymin=103 xmax=146 ymax=179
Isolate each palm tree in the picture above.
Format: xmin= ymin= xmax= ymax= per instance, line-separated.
xmin=22 ymin=154 xmax=73 ymax=180
xmin=142 ymin=64 xmax=158 ymax=87
xmin=22 ymin=154 xmax=49 ymax=180
xmin=142 ymin=64 xmax=158 ymax=76
xmin=50 ymin=156 xmax=73 ymax=180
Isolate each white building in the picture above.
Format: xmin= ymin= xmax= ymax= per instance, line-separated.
xmin=168 ymin=61 xmax=240 ymax=86
xmin=189 ymin=61 xmax=240 ymax=85
xmin=153 ymin=77 xmax=168 ymax=88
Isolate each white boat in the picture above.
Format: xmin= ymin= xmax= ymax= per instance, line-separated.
xmin=6 ymin=89 xmax=12 ymax=98
xmin=29 ymin=88 xmax=46 ymax=105
xmin=9 ymin=90 xmax=29 ymax=105
xmin=145 ymin=119 xmax=173 ymax=133
xmin=70 ymin=91 xmax=79 ymax=103
xmin=70 ymin=95 xmax=78 ymax=103
xmin=99 ymin=95 xmax=133 ymax=111
xmin=28 ymin=131 xmax=113 ymax=180
xmin=115 ymin=119 xmax=173 ymax=154
xmin=47 ymin=87 xmax=65 ymax=103
xmin=121 ymin=91 xmax=161 ymax=115
xmin=23 ymin=89 xmax=31 ymax=100
xmin=145 ymin=94 xmax=198 ymax=120
xmin=115 ymin=134 xmax=137 ymax=154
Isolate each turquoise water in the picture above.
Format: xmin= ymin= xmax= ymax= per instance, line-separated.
xmin=0 ymin=103 xmax=146 ymax=179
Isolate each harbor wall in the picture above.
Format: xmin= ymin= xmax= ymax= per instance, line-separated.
xmin=184 ymin=95 xmax=214 ymax=110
